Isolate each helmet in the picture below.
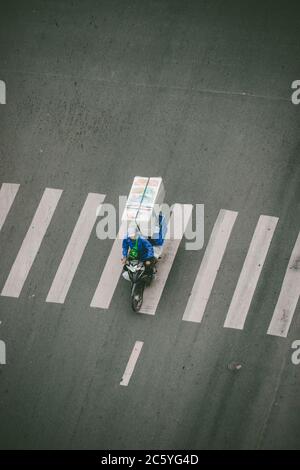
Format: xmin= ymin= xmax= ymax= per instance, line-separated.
xmin=128 ymin=224 xmax=138 ymax=238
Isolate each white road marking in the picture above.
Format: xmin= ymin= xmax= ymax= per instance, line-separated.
xmin=0 ymin=183 xmax=20 ymax=231
xmin=267 ymin=232 xmax=300 ymax=338
xmin=1 ymin=188 xmax=63 ymax=298
xmin=120 ymin=341 xmax=144 ymax=386
xmin=46 ymin=193 xmax=105 ymax=304
xmin=182 ymin=209 xmax=238 ymax=323
xmin=224 ymin=215 xmax=278 ymax=330
xmin=140 ymin=204 xmax=193 ymax=315
xmin=90 ymin=221 xmax=127 ymax=309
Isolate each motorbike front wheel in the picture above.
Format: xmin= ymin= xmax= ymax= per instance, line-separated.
xmin=131 ymin=282 xmax=144 ymax=312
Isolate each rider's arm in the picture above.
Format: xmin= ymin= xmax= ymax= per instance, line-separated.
xmin=122 ymin=237 xmax=129 ymax=258
xmin=143 ymin=237 xmax=154 ymax=259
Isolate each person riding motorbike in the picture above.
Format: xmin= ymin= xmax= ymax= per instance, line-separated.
xmin=122 ymin=225 xmax=156 ymax=278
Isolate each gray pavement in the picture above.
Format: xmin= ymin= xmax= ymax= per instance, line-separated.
xmin=0 ymin=0 xmax=300 ymax=449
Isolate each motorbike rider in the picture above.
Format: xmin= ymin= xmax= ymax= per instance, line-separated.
xmin=122 ymin=224 xmax=156 ymax=277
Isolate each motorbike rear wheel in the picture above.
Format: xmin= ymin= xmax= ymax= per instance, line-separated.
xmin=131 ymin=282 xmax=144 ymax=312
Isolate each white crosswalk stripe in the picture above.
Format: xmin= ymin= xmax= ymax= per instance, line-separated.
xmin=182 ymin=209 xmax=238 ymax=323
xmin=90 ymin=221 xmax=127 ymax=309
xmin=267 ymin=232 xmax=300 ymax=338
xmin=224 ymin=215 xmax=278 ymax=330
xmin=46 ymin=193 xmax=106 ymax=304
xmin=120 ymin=341 xmax=144 ymax=386
xmin=1 ymin=188 xmax=63 ymax=298
xmin=0 ymin=183 xmax=20 ymax=231
xmin=140 ymin=204 xmax=193 ymax=315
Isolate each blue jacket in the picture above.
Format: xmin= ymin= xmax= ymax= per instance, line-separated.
xmin=150 ymin=213 xmax=166 ymax=246
xmin=122 ymin=236 xmax=154 ymax=261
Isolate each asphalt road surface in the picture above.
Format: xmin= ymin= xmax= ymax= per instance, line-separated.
xmin=0 ymin=0 xmax=300 ymax=450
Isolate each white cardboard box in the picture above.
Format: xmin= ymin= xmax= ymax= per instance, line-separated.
xmin=122 ymin=176 xmax=165 ymax=236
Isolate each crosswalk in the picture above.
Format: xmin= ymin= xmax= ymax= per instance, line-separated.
xmin=224 ymin=215 xmax=278 ymax=330
xmin=90 ymin=221 xmax=127 ymax=309
xmin=0 ymin=182 xmax=299 ymax=339
xmin=183 ymin=209 xmax=238 ymax=323
xmin=46 ymin=193 xmax=106 ymax=304
xmin=0 ymin=183 xmax=20 ymax=231
xmin=1 ymin=188 xmax=63 ymax=298
xmin=267 ymin=232 xmax=300 ymax=338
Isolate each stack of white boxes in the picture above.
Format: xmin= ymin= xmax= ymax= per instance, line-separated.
xmin=122 ymin=176 xmax=165 ymax=238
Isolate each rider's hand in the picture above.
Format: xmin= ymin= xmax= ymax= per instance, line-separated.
xmin=121 ymin=257 xmax=127 ymax=264
xmin=145 ymin=260 xmax=151 ymax=265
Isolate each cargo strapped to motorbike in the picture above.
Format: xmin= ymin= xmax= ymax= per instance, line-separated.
xmin=122 ymin=176 xmax=166 ymax=241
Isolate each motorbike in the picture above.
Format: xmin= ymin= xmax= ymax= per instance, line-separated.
xmin=123 ymin=259 xmax=154 ymax=312
xmin=123 ymin=212 xmax=165 ymax=311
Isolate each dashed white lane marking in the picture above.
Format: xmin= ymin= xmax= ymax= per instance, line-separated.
xmin=224 ymin=215 xmax=278 ymax=330
xmin=267 ymin=232 xmax=300 ymax=338
xmin=1 ymin=188 xmax=63 ymax=298
xmin=90 ymin=221 xmax=127 ymax=309
xmin=120 ymin=341 xmax=144 ymax=386
xmin=140 ymin=204 xmax=193 ymax=315
xmin=182 ymin=209 xmax=238 ymax=323
xmin=0 ymin=183 xmax=20 ymax=231
xmin=46 ymin=193 xmax=106 ymax=304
